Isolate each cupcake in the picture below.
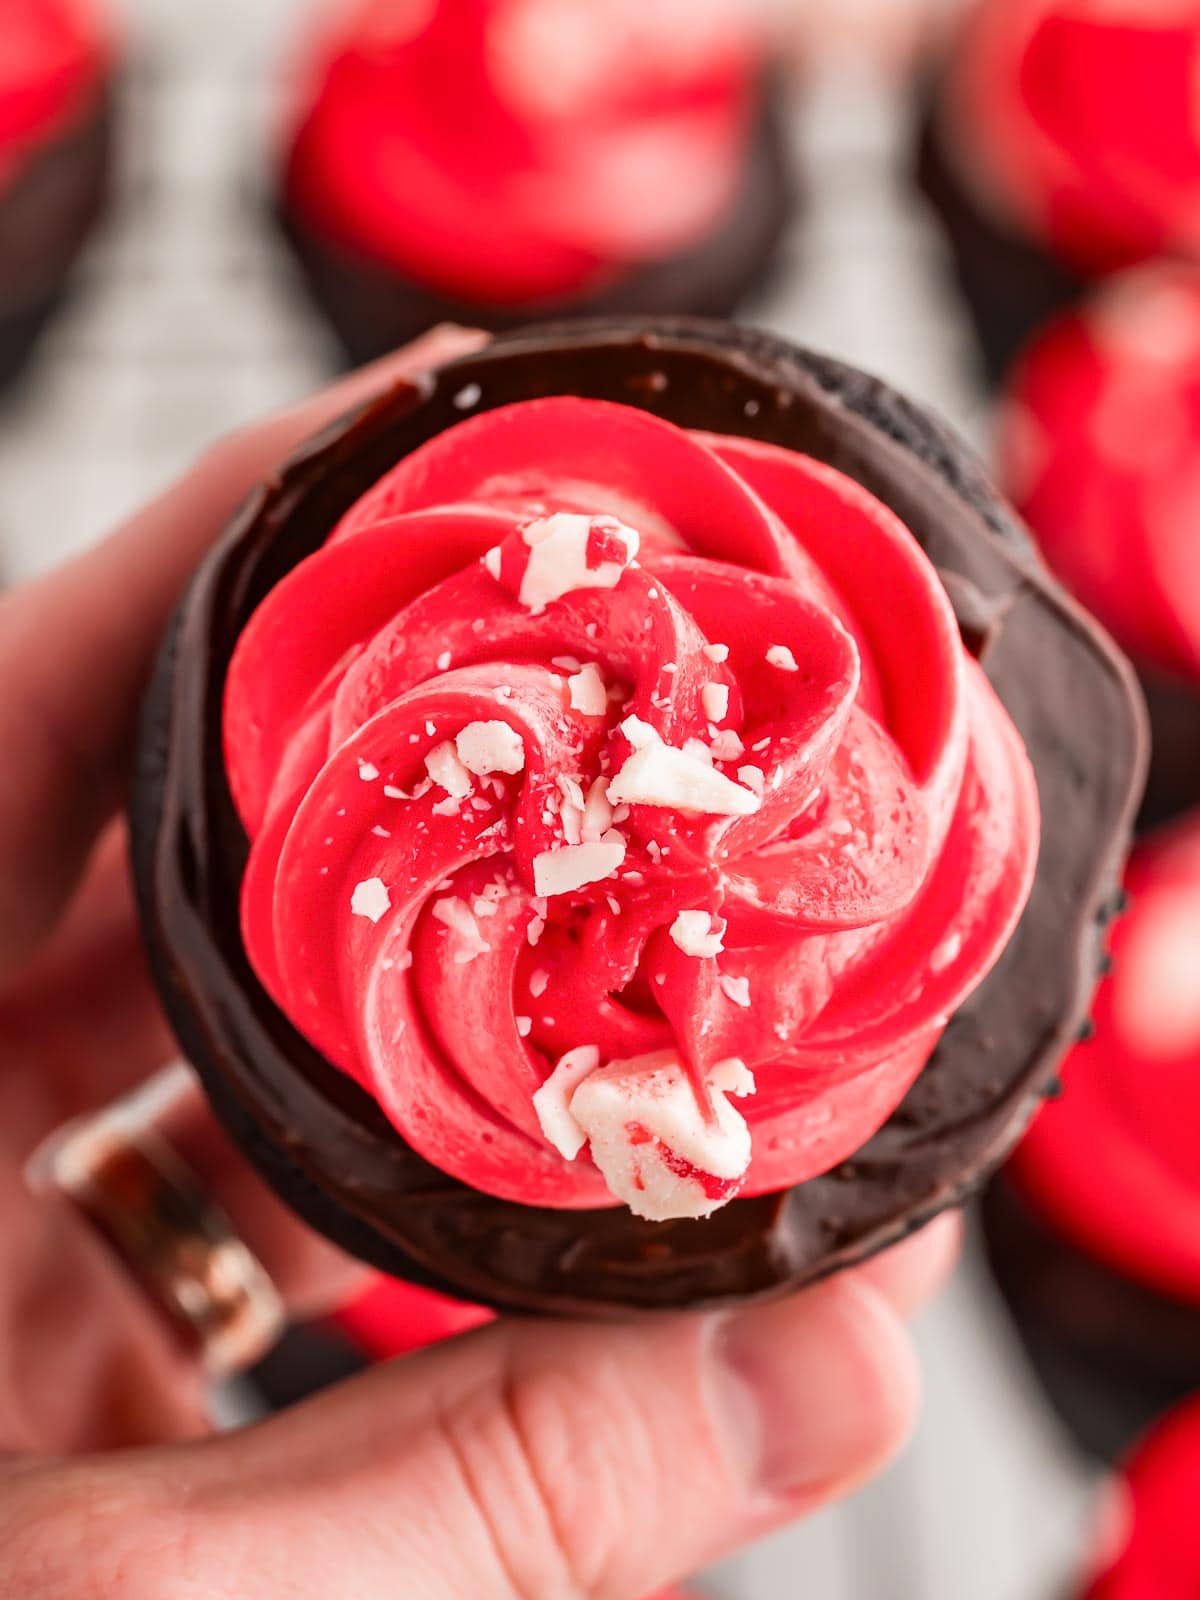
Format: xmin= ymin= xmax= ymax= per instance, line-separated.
xmin=133 ymin=318 xmax=1144 ymax=1316
xmin=0 ymin=0 xmax=113 ymax=385
xmin=916 ymin=0 xmax=1200 ymax=384
xmin=982 ymin=815 xmax=1200 ymax=1462
xmin=997 ymin=263 xmax=1200 ymax=828
xmin=1074 ymin=1396 xmax=1200 ymax=1598
xmin=277 ymin=0 xmax=793 ymax=366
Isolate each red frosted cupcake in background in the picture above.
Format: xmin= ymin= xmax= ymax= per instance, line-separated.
xmin=1075 ymin=1396 xmax=1200 ymax=1598
xmin=0 ymin=0 xmax=114 ymax=386
xmin=981 ymin=816 xmax=1200 ymax=1461
xmin=997 ymin=262 xmax=1200 ymax=827
xmin=916 ymin=0 xmax=1200 ymax=383
xmin=276 ymin=0 xmax=793 ymax=365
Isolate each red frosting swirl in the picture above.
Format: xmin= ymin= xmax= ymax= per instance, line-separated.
xmin=1009 ymin=815 xmax=1200 ymax=1305
xmin=1081 ymin=1397 xmax=1200 ymax=1599
xmin=225 ymin=396 xmax=1038 ymax=1219
xmin=0 ymin=0 xmax=109 ymax=192
xmin=944 ymin=0 xmax=1200 ymax=274
xmin=283 ymin=0 xmax=762 ymax=302
xmin=999 ymin=262 xmax=1200 ymax=683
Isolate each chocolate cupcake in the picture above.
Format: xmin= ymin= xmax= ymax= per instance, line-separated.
xmin=276 ymin=0 xmax=793 ymax=367
xmin=916 ymin=0 xmax=1200 ymax=385
xmin=982 ymin=815 xmax=1200 ymax=1463
xmin=1072 ymin=1396 xmax=1200 ymax=1597
xmin=996 ymin=263 xmax=1200 ymax=828
xmin=132 ymin=318 xmax=1144 ymax=1317
xmin=0 ymin=0 xmax=114 ymax=387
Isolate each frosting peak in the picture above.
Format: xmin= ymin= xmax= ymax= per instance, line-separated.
xmin=225 ymin=394 xmax=1039 ymax=1218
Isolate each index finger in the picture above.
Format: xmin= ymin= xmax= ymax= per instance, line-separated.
xmin=0 ymin=326 xmax=488 ymax=982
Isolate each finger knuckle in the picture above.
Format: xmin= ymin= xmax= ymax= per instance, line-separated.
xmin=433 ymin=1349 xmax=666 ymax=1600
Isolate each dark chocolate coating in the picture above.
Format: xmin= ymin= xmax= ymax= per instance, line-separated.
xmin=132 ymin=319 xmax=1146 ymax=1317
xmin=915 ymin=90 xmax=1085 ymax=388
xmin=979 ymin=1179 xmax=1200 ymax=1463
xmin=276 ymin=80 xmax=794 ymax=370
xmin=0 ymin=92 xmax=113 ymax=389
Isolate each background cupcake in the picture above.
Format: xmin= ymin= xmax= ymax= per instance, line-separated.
xmin=982 ymin=816 xmax=1200 ymax=1461
xmin=997 ymin=262 xmax=1200 ymax=827
xmin=918 ymin=0 xmax=1200 ymax=383
xmin=277 ymin=0 xmax=794 ymax=365
xmin=0 ymin=0 xmax=114 ymax=386
xmin=1073 ymin=1395 xmax=1200 ymax=1597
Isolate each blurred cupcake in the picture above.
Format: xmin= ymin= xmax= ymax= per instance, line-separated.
xmin=252 ymin=1276 xmax=490 ymax=1409
xmin=982 ymin=816 xmax=1200 ymax=1462
xmin=334 ymin=1276 xmax=491 ymax=1360
xmin=1075 ymin=1396 xmax=1200 ymax=1597
xmin=0 ymin=0 xmax=113 ymax=386
xmin=917 ymin=0 xmax=1200 ymax=383
xmin=277 ymin=0 xmax=794 ymax=365
xmin=997 ymin=263 xmax=1200 ymax=827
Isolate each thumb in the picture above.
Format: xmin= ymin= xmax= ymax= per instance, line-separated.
xmin=15 ymin=1257 xmax=930 ymax=1599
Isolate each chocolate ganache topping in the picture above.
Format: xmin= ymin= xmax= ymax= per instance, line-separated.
xmin=134 ymin=320 xmax=1145 ymax=1315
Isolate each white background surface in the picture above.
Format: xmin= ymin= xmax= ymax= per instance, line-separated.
xmin=0 ymin=3 xmax=1103 ymax=1594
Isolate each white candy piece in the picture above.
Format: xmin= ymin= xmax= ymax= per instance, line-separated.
xmin=430 ymin=897 xmax=491 ymax=963
xmin=532 ymin=1045 xmax=601 ymax=1160
xmin=567 ymin=663 xmax=608 ymax=717
xmin=350 ymin=877 xmax=390 ymax=923
xmin=425 ymin=741 xmax=473 ymax=798
xmin=765 ymin=644 xmax=799 ymax=672
xmin=512 ymin=513 xmax=640 ymax=614
xmin=568 ymin=1050 xmax=754 ymax=1221
xmin=581 ymin=777 xmax=615 ymax=843
xmin=719 ymin=973 xmax=751 ymax=1008
xmin=533 ymin=834 xmax=627 ymax=898
xmin=701 ymin=683 xmax=730 ymax=723
xmin=669 ymin=910 xmax=726 ymax=959
xmin=455 ymin=720 xmax=525 ymax=776
xmin=607 ymin=717 xmax=760 ymax=817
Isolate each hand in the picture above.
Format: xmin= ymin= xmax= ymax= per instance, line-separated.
xmin=0 ymin=327 xmax=960 ymax=1599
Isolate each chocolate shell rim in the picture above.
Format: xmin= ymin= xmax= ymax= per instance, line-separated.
xmin=132 ymin=318 xmax=1147 ymax=1317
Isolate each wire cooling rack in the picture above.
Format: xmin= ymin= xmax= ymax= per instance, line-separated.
xmin=0 ymin=3 xmax=1099 ymax=1595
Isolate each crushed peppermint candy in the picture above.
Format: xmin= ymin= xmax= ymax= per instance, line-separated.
xmin=533 ymin=834 xmax=627 ymax=898
xmin=701 ymin=682 xmax=730 ymax=723
xmin=484 ymin=513 xmax=640 ymax=615
xmin=425 ymin=741 xmax=472 ymax=797
xmin=431 ymin=897 xmax=491 ymax=963
xmin=765 ymin=644 xmax=799 ymax=672
xmin=567 ymin=663 xmax=608 ymax=717
xmin=563 ymin=1049 xmax=756 ymax=1221
xmin=532 ymin=1045 xmax=601 ymax=1161
xmin=350 ymin=878 xmax=390 ymax=923
xmin=357 ymin=760 xmax=380 ymax=781
xmin=702 ymin=642 xmax=730 ymax=664
xmin=719 ymin=973 xmax=752 ymax=1008
xmin=455 ymin=720 xmax=525 ymax=776
xmin=607 ymin=716 xmax=760 ymax=816
xmin=669 ymin=909 xmax=727 ymax=959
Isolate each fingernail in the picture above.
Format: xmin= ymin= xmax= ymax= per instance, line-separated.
xmin=709 ymin=1277 xmax=919 ymax=1497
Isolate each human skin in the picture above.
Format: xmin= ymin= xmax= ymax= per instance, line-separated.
xmin=0 ymin=325 xmax=959 ymax=1599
